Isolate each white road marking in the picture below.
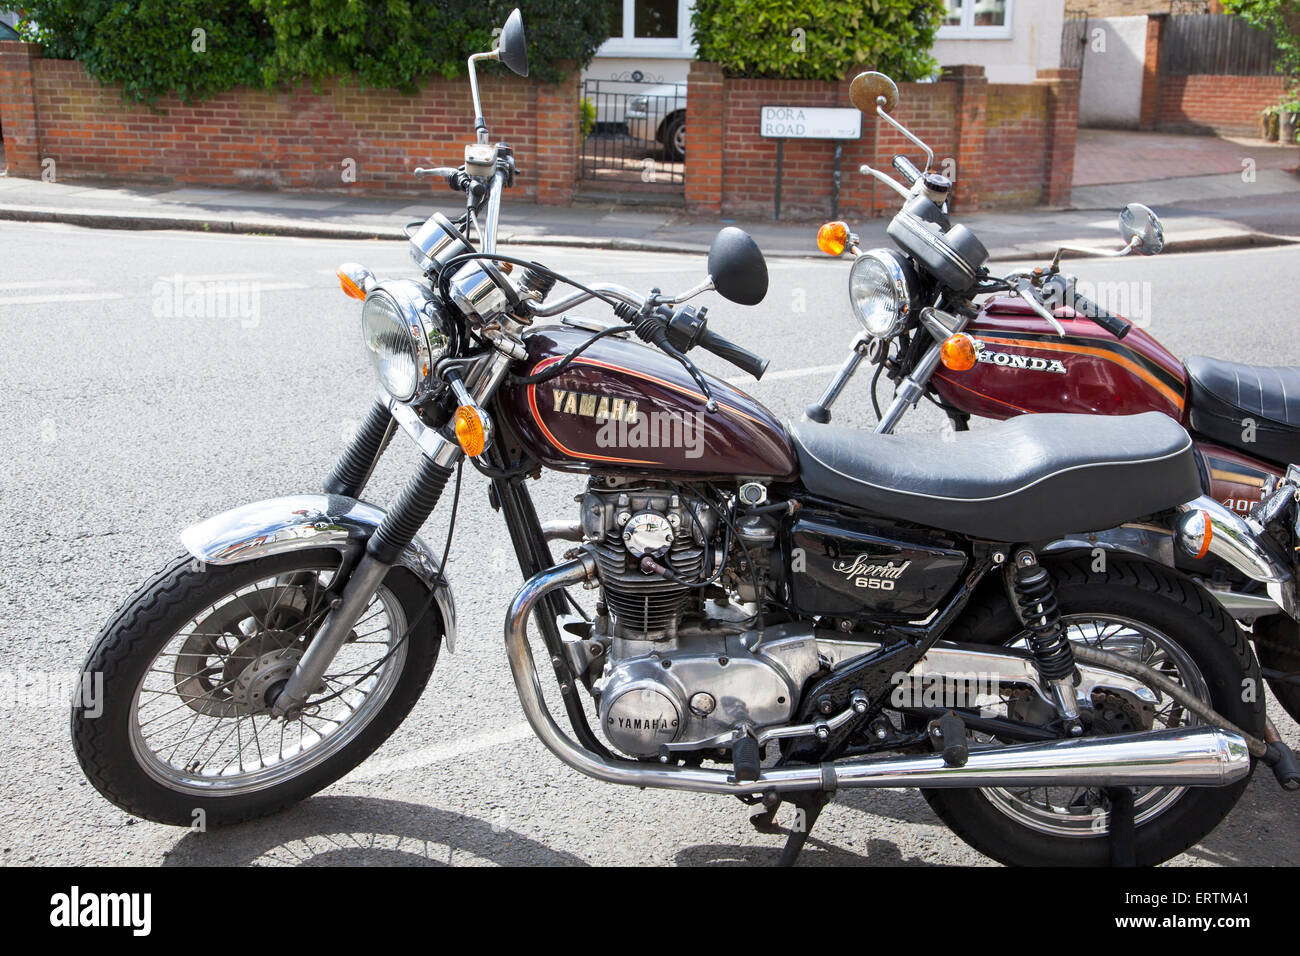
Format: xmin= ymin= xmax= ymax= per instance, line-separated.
xmin=0 ymin=278 xmax=95 ymax=291
xmin=0 ymin=291 xmax=123 ymax=305
xmin=725 ymin=363 xmax=843 ymax=386
xmin=344 ymin=721 xmax=535 ymax=781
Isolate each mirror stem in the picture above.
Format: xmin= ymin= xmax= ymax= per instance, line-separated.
xmin=467 ymin=51 xmax=498 ymax=145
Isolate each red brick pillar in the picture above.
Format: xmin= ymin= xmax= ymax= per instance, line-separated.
xmin=0 ymin=41 xmax=42 ymax=177
xmin=946 ymin=65 xmax=987 ymax=213
xmin=1037 ymin=68 xmax=1080 ymax=208
xmin=1139 ymin=13 xmax=1167 ymax=130
xmin=685 ymin=61 xmax=724 ymax=215
xmin=535 ymin=68 xmax=578 ymax=206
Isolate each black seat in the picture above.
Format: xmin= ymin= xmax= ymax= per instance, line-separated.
xmin=790 ymin=412 xmax=1199 ymax=542
xmin=1185 ymin=356 xmax=1300 ymax=468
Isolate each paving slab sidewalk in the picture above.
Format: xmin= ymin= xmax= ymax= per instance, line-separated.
xmin=1 ymin=164 xmax=1297 ymax=262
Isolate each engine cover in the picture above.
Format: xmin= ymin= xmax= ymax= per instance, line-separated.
xmin=596 ymin=624 xmax=821 ymax=757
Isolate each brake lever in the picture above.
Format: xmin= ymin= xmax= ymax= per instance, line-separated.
xmin=1013 ymin=277 xmax=1066 ymax=337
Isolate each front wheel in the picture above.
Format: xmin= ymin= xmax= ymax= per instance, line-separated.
xmin=72 ymin=550 xmax=441 ymax=826
xmin=922 ymin=556 xmax=1262 ymax=866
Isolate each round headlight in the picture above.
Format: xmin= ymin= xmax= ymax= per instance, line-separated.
xmin=848 ymin=250 xmax=915 ymax=338
xmin=361 ymin=280 xmax=455 ymax=403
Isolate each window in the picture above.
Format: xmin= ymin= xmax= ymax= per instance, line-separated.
xmin=601 ymin=0 xmax=694 ymax=57
xmin=937 ymin=0 xmax=1013 ymax=39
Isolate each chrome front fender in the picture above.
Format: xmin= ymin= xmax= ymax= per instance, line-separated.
xmin=179 ymin=494 xmax=457 ymax=651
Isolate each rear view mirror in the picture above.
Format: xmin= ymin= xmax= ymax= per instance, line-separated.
xmin=498 ymin=9 xmax=528 ymax=77
xmin=708 ymin=228 xmax=768 ymax=306
xmin=849 ymin=72 xmax=900 ymax=116
xmin=1119 ymin=203 xmax=1164 ymax=256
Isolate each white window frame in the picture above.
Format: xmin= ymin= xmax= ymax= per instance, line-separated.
xmin=597 ymin=0 xmax=696 ymax=59
xmin=937 ymin=0 xmax=1014 ymax=40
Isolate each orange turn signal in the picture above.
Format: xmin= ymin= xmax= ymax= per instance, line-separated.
xmin=940 ymin=333 xmax=979 ymax=372
xmin=336 ymin=268 xmax=366 ymax=301
xmin=454 ymin=406 xmax=486 ymax=457
xmin=817 ymin=221 xmax=850 ymax=257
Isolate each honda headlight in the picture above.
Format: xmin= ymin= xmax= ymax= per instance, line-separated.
xmin=361 ymin=279 xmax=456 ymax=403
xmin=848 ymin=249 xmax=916 ymax=339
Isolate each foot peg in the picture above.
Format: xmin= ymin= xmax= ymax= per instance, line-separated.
xmin=732 ymin=734 xmax=761 ymax=784
xmin=930 ymin=710 xmax=969 ymax=768
xmin=1265 ymin=740 xmax=1300 ymax=791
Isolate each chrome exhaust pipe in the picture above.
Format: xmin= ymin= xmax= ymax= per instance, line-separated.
xmin=506 ymin=558 xmax=1252 ymax=796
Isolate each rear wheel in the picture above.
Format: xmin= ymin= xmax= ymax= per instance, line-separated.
xmin=922 ymin=556 xmax=1261 ymax=866
xmin=72 ymin=550 xmax=441 ymax=826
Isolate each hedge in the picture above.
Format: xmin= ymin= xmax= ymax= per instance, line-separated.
xmin=17 ymin=0 xmax=609 ymax=102
xmin=691 ymin=0 xmax=946 ymax=81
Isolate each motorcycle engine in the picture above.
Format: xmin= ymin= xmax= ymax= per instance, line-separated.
xmin=579 ymin=481 xmax=820 ymax=758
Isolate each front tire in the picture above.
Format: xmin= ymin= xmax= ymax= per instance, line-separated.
xmin=922 ymin=556 xmax=1262 ymax=866
xmin=72 ymin=550 xmax=441 ymax=826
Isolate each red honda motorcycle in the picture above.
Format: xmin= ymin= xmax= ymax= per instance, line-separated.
xmin=810 ymin=71 xmax=1300 ymax=720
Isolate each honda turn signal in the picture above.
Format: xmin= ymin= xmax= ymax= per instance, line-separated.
xmin=817 ymin=221 xmax=850 ymax=257
xmin=940 ymin=333 xmax=979 ymax=372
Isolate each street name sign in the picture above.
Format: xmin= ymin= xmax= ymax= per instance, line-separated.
xmin=759 ymin=106 xmax=861 ymax=140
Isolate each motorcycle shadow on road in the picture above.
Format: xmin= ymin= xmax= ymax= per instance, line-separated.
xmin=159 ymin=796 xmax=590 ymax=867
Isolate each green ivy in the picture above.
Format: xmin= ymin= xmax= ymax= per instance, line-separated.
xmin=691 ymin=0 xmax=945 ymax=81
xmin=1223 ymin=0 xmax=1300 ymax=101
xmin=18 ymin=1 xmax=608 ymax=102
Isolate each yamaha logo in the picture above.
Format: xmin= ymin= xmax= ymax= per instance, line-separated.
xmin=551 ymin=388 xmax=639 ymax=423
xmin=977 ymin=348 xmax=1067 ymax=374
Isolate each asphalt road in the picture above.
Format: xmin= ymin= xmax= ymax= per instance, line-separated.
xmin=2 ymin=220 xmax=1298 ymax=866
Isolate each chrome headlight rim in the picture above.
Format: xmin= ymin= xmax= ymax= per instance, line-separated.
xmin=848 ymin=248 xmax=915 ymax=339
xmin=361 ymin=279 xmax=456 ymax=405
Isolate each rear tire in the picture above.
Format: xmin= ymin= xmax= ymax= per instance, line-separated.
xmin=71 ymin=550 xmax=441 ymax=826
xmin=921 ymin=556 xmax=1261 ymax=866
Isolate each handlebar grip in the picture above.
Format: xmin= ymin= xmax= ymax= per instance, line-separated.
xmin=1072 ymin=293 xmax=1132 ymax=340
xmin=892 ymin=154 xmax=921 ymax=186
xmin=695 ymin=326 xmax=769 ymax=380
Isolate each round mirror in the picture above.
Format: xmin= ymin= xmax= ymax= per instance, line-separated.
xmin=1119 ymin=202 xmax=1164 ymax=256
xmin=708 ymin=228 xmax=768 ymax=306
xmin=849 ymin=72 xmax=899 ymax=115
xmin=498 ymin=8 xmax=528 ymax=77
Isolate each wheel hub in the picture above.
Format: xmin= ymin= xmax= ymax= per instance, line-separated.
xmin=229 ymin=644 xmax=303 ymax=715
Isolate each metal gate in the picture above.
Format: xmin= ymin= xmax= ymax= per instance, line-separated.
xmin=579 ymin=75 xmax=686 ymax=190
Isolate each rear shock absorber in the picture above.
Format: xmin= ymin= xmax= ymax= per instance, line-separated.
xmin=1012 ymin=550 xmax=1083 ymax=734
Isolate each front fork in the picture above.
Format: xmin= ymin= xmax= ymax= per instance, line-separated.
xmin=806 ymin=306 xmax=969 ymax=433
xmin=269 ymin=397 xmax=461 ymax=717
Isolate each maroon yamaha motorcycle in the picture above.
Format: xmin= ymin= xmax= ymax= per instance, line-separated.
xmin=808 ymin=71 xmax=1300 ymax=722
xmin=70 ymin=21 xmax=1300 ymax=867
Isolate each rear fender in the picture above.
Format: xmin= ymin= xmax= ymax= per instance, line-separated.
xmin=179 ymin=494 xmax=457 ymax=651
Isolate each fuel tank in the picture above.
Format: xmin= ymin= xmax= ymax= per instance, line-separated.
xmin=931 ymin=295 xmax=1188 ymax=422
xmin=497 ymin=324 xmax=798 ymax=478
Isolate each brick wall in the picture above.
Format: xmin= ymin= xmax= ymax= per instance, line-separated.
xmin=1156 ymin=73 xmax=1288 ymax=136
xmin=687 ymin=66 xmax=1079 ymax=219
xmin=0 ymin=42 xmax=579 ymax=203
xmin=1072 ymin=1 xmax=1221 ymax=15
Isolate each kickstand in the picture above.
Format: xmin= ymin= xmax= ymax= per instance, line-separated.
xmin=775 ymin=791 xmax=832 ymax=867
xmin=1106 ymin=787 xmax=1136 ymax=867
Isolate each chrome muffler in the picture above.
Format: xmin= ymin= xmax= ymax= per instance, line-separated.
xmin=506 ymin=558 xmax=1252 ymax=796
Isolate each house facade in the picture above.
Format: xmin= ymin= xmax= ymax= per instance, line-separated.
xmin=582 ymin=0 xmax=1066 ymax=87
